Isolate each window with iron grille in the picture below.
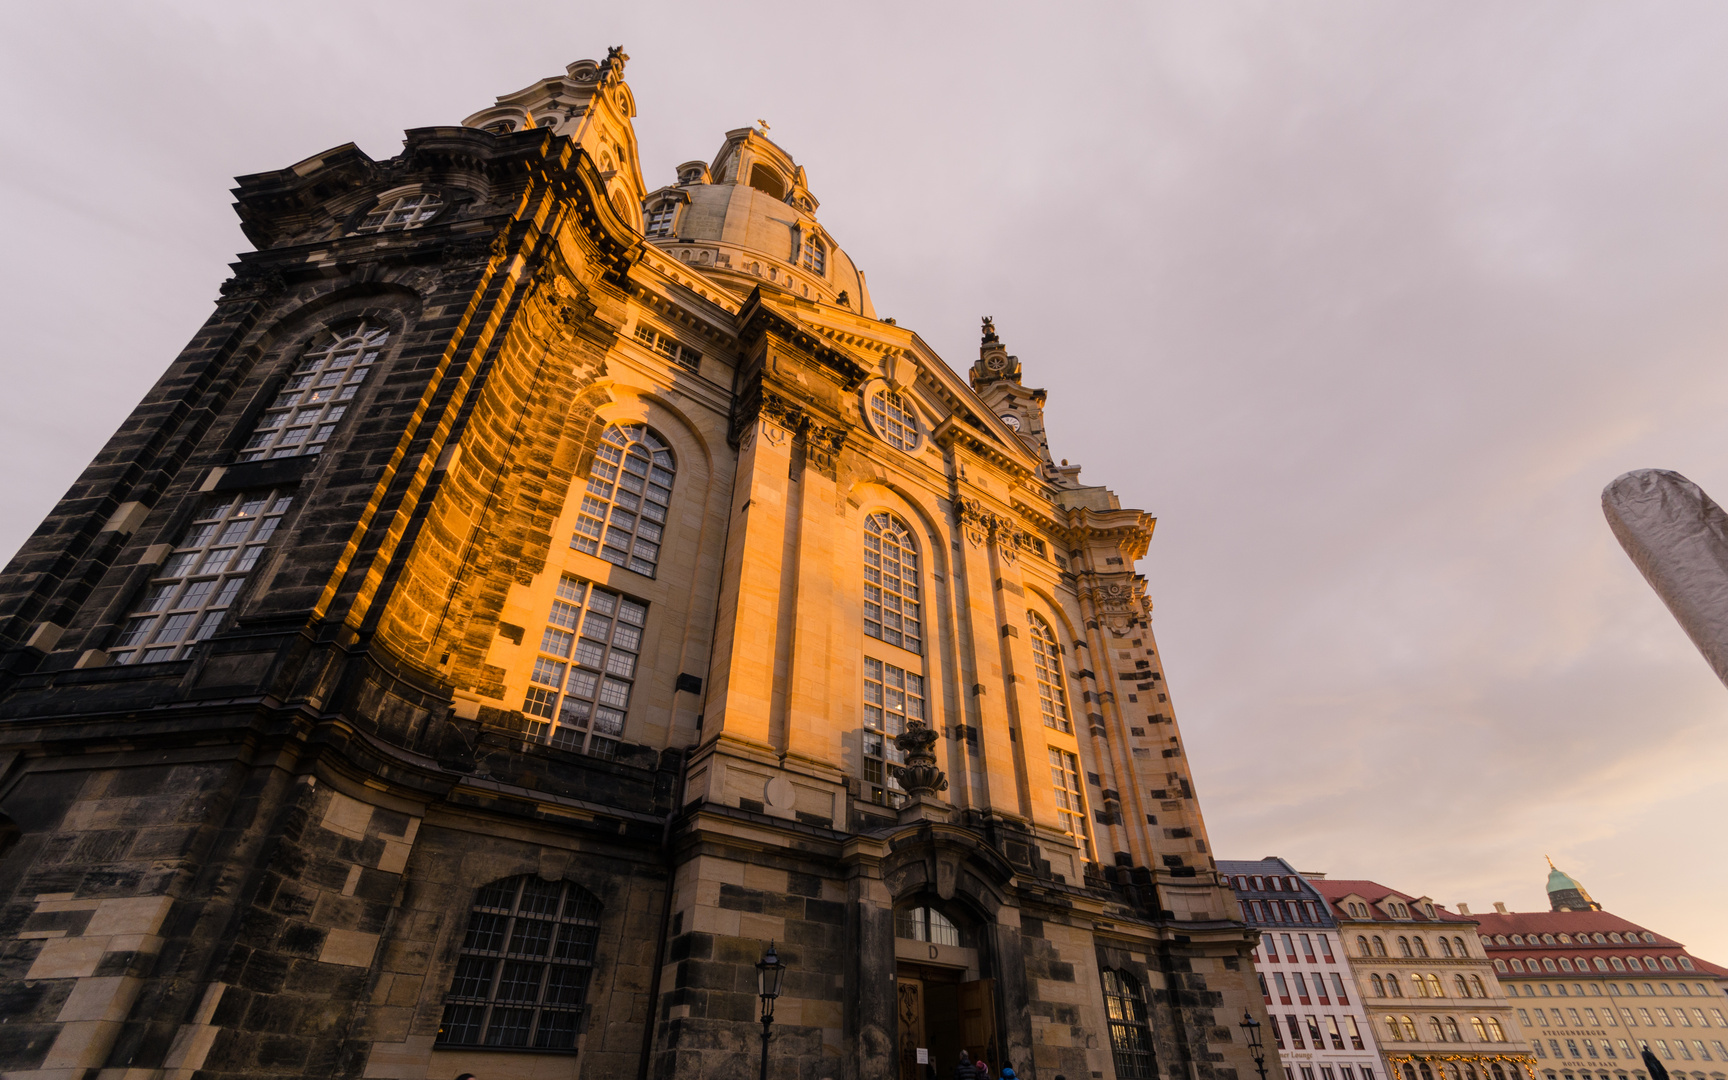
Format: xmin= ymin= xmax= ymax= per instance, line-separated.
xmin=868 ymin=388 xmax=920 ymax=452
xmin=644 ymin=202 xmax=677 ymax=238
xmin=571 ymin=424 xmax=675 ymax=575
xmin=436 ymin=876 xmax=601 ymax=1052
xmin=356 ymin=191 xmax=442 ymax=233
xmin=238 ymin=321 xmax=387 ymax=462
xmin=1049 ymin=747 xmax=1091 ymax=857
xmin=1027 ymin=611 xmax=1071 ymax=732
xmin=522 ymin=576 xmax=644 ymax=759
xmin=1102 ymin=969 xmax=1158 ymax=1079
xmin=863 ymin=657 xmax=922 ymax=807
xmin=864 ymin=512 xmax=921 ymax=652
xmin=108 ymin=490 xmax=293 ymax=664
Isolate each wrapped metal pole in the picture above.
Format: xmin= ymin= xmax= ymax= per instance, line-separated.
xmin=1602 ymin=468 xmax=1728 ymax=690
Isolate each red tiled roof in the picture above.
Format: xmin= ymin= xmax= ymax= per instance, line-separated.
xmin=1470 ymin=910 xmax=1728 ymax=979
xmin=1311 ymin=879 xmax=1473 ymax=923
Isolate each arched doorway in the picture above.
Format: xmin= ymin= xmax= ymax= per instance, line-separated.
xmin=893 ymin=900 xmax=994 ymax=1080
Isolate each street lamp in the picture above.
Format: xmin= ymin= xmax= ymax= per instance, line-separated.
xmin=1241 ymin=1010 xmax=1269 ymax=1080
xmin=756 ymin=941 xmax=786 ymax=1080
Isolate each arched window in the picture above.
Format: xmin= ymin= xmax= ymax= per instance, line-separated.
xmin=1417 ymin=1064 xmax=1433 ymax=1080
xmin=1415 ymin=936 xmax=1430 ymax=957
xmin=437 ymin=875 xmax=601 ymax=1051
xmin=1372 ymin=975 xmax=1386 ymax=997
xmin=1455 ymin=936 xmax=1469 ymax=956
xmin=357 ymin=191 xmax=443 ymax=233
xmin=864 ymin=513 xmax=921 ymax=652
xmin=1488 ymin=1017 xmax=1507 ymax=1041
xmin=1400 ymin=1015 xmax=1418 ymax=1041
xmin=572 ymin=424 xmax=674 ymax=576
xmin=1385 ymin=1016 xmax=1404 ymax=1042
xmin=1611 ymin=957 xmax=1625 ymax=971
xmin=1646 ymin=957 xmax=1660 ymax=970
xmin=1427 ymin=974 xmax=1445 ymax=997
xmin=894 ymin=906 xmax=961 ymax=947
xmin=1662 ymin=957 xmax=1677 ymax=971
xmin=747 ymin=164 xmax=786 ymax=200
xmin=1446 ymin=1017 xmax=1463 ymax=1042
xmin=1457 ymin=975 xmax=1472 ymax=998
xmin=1373 ymin=936 xmax=1388 ymax=957
xmin=1358 ymin=935 xmax=1371 ymax=956
xmin=1100 ymin=970 xmax=1157 ymax=1079
xmin=868 ymin=388 xmax=921 ymax=453
xmin=1431 ymin=1016 xmax=1449 ymax=1041
xmin=1027 ymin=612 xmax=1072 ymax=733
xmin=1441 ymin=938 xmax=1456 ymax=957
xmin=1414 ymin=975 xmax=1430 ymax=998
xmin=800 ymin=231 xmax=826 ymax=275
xmin=1678 ymin=957 xmax=1693 ymax=971
xmin=240 ymin=321 xmax=388 ymax=462
xmin=1473 ymin=1017 xmax=1490 ymax=1041
xmin=644 ymin=202 xmax=677 ymax=238
xmin=1472 ymin=975 xmax=1488 ymax=997
xmin=1511 ymin=959 xmax=1524 ymax=972
xmin=1496 ymin=959 xmax=1510 ymax=972
xmin=1387 ymin=975 xmax=1402 ymax=997
xmin=1400 ymin=937 xmax=1414 ymax=957
xmin=109 ymin=490 xmax=295 ymax=665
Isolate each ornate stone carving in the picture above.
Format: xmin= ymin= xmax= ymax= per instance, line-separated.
xmin=957 ymin=498 xmax=1030 ymax=560
xmin=890 ymin=720 xmax=947 ymax=797
xmin=217 ymin=268 xmax=287 ymax=302
xmin=1082 ymin=577 xmax=1151 ymax=636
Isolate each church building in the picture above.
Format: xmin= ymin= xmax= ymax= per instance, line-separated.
xmin=0 ymin=51 xmax=1273 ymax=1080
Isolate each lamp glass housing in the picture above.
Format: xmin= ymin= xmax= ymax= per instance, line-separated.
xmin=756 ymin=942 xmax=785 ymax=1001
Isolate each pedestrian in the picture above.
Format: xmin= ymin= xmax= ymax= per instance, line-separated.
xmin=975 ymin=1058 xmax=992 ymax=1080
xmin=1000 ymin=1067 xmax=1018 ymax=1080
xmin=956 ymin=1050 xmax=979 ymax=1080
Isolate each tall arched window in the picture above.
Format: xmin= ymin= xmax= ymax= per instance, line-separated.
xmin=864 ymin=513 xmax=921 ymax=652
xmin=1430 ymin=1016 xmax=1449 ymax=1041
xmin=1386 ymin=1016 xmax=1404 ymax=1043
xmin=1487 ymin=1017 xmax=1506 ymax=1042
xmin=1400 ymin=937 xmax=1414 ymax=957
xmin=1373 ymin=936 xmax=1388 ymax=956
xmin=1427 ymin=974 xmax=1445 ymax=997
xmin=1372 ymin=975 xmax=1386 ymax=997
xmin=1027 ymin=611 xmax=1072 ymax=733
xmin=1457 ymin=975 xmax=1472 ymax=997
xmin=1454 ymin=936 xmax=1468 ymax=956
xmin=1441 ymin=937 xmax=1455 ymax=957
xmin=1387 ymin=974 xmax=1402 ymax=997
xmin=1472 ymin=1017 xmax=1490 ymax=1041
xmin=800 ymin=232 xmax=826 ymax=275
xmin=437 ymin=875 xmax=601 ymax=1051
xmin=1445 ymin=1016 xmax=1463 ymax=1041
xmin=239 ymin=321 xmax=387 ymax=462
xmin=1101 ymin=970 xmax=1157 ymax=1079
xmin=572 ymin=424 xmax=674 ymax=576
xmin=1358 ymin=935 xmax=1371 ymax=956
xmin=1472 ymin=975 xmax=1488 ymax=997
xmin=1415 ymin=936 xmax=1430 ymax=957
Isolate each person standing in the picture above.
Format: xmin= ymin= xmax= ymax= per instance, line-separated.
xmin=955 ymin=1050 xmax=980 ymax=1080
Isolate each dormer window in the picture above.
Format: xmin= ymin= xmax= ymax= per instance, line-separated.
xmin=678 ymin=168 xmax=702 ymax=184
xmin=357 ymin=192 xmax=442 ymax=233
xmin=748 ymin=164 xmax=785 ymax=200
xmin=800 ymin=232 xmax=826 ymax=275
xmin=645 ymin=203 xmax=677 ymax=238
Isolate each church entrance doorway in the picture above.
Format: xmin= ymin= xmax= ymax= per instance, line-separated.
xmin=895 ymin=965 xmax=996 ymax=1080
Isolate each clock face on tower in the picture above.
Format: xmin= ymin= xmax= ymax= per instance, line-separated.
xmin=1001 ymin=414 xmax=1020 ymax=431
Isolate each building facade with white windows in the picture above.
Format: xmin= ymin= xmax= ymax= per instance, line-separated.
xmin=1312 ymin=880 xmax=1535 ymax=1080
xmin=1469 ymin=863 xmax=1728 ymax=1080
xmin=1224 ymin=860 xmax=1386 ymax=1080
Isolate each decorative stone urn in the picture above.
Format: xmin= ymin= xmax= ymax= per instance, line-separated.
xmin=891 ymin=720 xmax=951 ymax=823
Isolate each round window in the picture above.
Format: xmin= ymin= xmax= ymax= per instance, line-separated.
xmin=869 ymin=388 xmax=920 ymax=453
xmin=1001 ymin=414 xmax=1021 ymax=431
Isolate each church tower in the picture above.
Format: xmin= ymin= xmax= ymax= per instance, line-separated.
xmin=1545 ymin=859 xmax=1601 ymax=913
xmin=0 ymin=52 xmax=1271 ymax=1080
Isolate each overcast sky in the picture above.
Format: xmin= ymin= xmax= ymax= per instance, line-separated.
xmin=4 ymin=3 xmax=1726 ymax=961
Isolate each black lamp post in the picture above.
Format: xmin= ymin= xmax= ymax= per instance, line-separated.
xmin=756 ymin=940 xmax=786 ymax=1080
xmin=1241 ymin=1010 xmax=1269 ymax=1080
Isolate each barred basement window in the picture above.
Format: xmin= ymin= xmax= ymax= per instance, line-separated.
xmin=868 ymin=388 xmax=920 ymax=452
xmin=630 ymin=324 xmax=701 ymax=369
xmin=1101 ymin=969 xmax=1157 ymax=1079
xmin=571 ymin=424 xmax=675 ymax=575
xmin=356 ymin=192 xmax=442 ymax=233
xmin=1049 ymin=747 xmax=1091 ymax=857
xmin=437 ymin=876 xmax=601 ymax=1052
xmin=522 ymin=576 xmax=644 ymax=759
xmin=238 ymin=321 xmax=387 ymax=462
xmin=109 ymin=491 xmax=292 ymax=664
xmin=644 ymin=202 xmax=677 ymax=238
xmin=1027 ymin=611 xmax=1071 ymax=732
xmin=864 ymin=512 xmax=921 ymax=652
xmin=862 ymin=657 xmax=922 ymax=807
xmin=800 ymin=232 xmax=826 ymax=274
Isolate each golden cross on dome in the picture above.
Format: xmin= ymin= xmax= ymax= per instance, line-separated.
xmin=757 ymin=119 xmax=771 ymax=133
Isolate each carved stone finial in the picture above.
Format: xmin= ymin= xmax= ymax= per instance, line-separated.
xmin=600 ymin=46 xmax=629 ymax=80
xmin=981 ymin=315 xmax=997 ymax=343
xmin=891 ymin=720 xmax=947 ymax=798
xmin=836 ymin=290 xmax=850 ymax=308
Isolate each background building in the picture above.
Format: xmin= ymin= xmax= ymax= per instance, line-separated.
xmin=0 ymin=49 xmax=1275 ymax=1080
xmin=1224 ymin=859 xmax=1384 ymax=1080
xmin=1313 ymin=880 xmax=1533 ymax=1080
xmin=1471 ymin=863 xmax=1728 ymax=1080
